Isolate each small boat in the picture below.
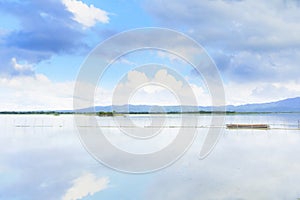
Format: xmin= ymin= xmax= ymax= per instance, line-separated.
xmin=226 ymin=124 xmax=269 ymax=129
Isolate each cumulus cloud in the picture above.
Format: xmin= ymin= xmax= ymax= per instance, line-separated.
xmin=0 ymin=0 xmax=109 ymax=76
xmin=10 ymin=57 xmax=34 ymax=76
xmin=0 ymin=72 xmax=116 ymax=111
xmin=225 ymin=80 xmax=300 ymax=105
xmin=157 ymin=51 xmax=183 ymax=62
xmin=145 ymin=0 xmax=300 ymax=51
xmin=218 ymin=49 xmax=300 ymax=83
xmin=1 ymin=0 xmax=85 ymax=52
xmin=0 ymin=67 xmax=298 ymax=111
xmin=0 ymin=73 xmax=73 ymax=111
xmin=112 ymin=68 xmax=208 ymax=106
xmin=144 ymin=0 xmax=300 ymax=102
xmin=11 ymin=58 xmax=31 ymax=72
xmin=62 ymin=173 xmax=109 ymax=200
xmin=62 ymin=0 xmax=109 ymax=28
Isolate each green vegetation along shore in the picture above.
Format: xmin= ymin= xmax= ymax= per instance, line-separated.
xmin=1 ymin=110 xmax=299 ymax=116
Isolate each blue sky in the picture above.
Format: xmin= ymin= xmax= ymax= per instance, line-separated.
xmin=1 ymin=0 xmax=300 ymax=110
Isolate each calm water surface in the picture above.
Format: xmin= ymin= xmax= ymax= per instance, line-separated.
xmin=0 ymin=114 xmax=300 ymax=200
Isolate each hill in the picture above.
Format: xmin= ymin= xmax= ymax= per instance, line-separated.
xmin=71 ymin=97 xmax=300 ymax=113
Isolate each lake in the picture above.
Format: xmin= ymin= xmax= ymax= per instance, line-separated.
xmin=0 ymin=113 xmax=300 ymax=200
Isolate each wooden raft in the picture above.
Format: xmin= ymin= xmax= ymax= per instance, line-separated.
xmin=226 ymin=124 xmax=270 ymax=129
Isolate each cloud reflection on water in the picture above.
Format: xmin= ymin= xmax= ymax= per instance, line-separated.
xmin=0 ymin=114 xmax=299 ymax=199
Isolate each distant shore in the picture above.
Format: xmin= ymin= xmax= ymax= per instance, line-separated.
xmin=0 ymin=111 xmax=299 ymax=116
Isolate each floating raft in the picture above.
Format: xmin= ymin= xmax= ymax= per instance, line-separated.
xmin=226 ymin=124 xmax=269 ymax=129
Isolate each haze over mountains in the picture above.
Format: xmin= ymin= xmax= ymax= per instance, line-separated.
xmin=226 ymin=97 xmax=300 ymax=112
xmin=73 ymin=97 xmax=300 ymax=113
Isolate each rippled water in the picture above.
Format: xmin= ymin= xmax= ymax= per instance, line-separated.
xmin=0 ymin=114 xmax=300 ymax=200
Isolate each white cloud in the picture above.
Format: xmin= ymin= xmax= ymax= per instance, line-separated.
xmin=0 ymin=66 xmax=299 ymax=111
xmin=0 ymin=69 xmax=116 ymax=111
xmin=62 ymin=173 xmax=109 ymax=200
xmin=0 ymin=66 xmax=114 ymax=111
xmin=145 ymin=0 xmax=300 ymax=102
xmin=11 ymin=57 xmax=34 ymax=74
xmin=146 ymin=0 xmax=300 ymax=51
xmin=117 ymin=58 xmax=137 ymax=66
xmin=62 ymin=0 xmax=109 ymax=28
xmin=127 ymin=70 xmax=149 ymax=86
xmin=0 ymin=74 xmax=74 ymax=111
xmin=224 ymin=81 xmax=300 ymax=105
xmin=154 ymin=69 xmax=183 ymax=91
xmin=113 ymin=69 xmax=209 ymax=106
xmin=157 ymin=51 xmax=183 ymax=62
xmin=129 ymin=85 xmax=179 ymax=105
xmin=141 ymin=84 xmax=165 ymax=94
xmin=119 ymin=66 xmax=297 ymax=106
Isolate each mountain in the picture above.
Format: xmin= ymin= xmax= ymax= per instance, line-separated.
xmin=227 ymin=97 xmax=300 ymax=112
xmin=76 ymin=105 xmax=202 ymax=113
xmin=69 ymin=97 xmax=300 ymax=113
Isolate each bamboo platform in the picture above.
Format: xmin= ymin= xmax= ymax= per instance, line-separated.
xmin=226 ymin=124 xmax=270 ymax=129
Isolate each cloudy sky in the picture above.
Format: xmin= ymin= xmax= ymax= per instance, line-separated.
xmin=1 ymin=0 xmax=300 ymax=110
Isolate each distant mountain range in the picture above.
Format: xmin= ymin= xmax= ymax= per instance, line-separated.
xmin=226 ymin=97 xmax=300 ymax=112
xmin=70 ymin=97 xmax=300 ymax=113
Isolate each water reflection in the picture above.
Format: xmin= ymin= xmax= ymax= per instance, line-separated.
xmin=0 ymin=114 xmax=299 ymax=199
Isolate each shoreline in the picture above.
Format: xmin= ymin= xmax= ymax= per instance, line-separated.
xmin=0 ymin=111 xmax=300 ymax=116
